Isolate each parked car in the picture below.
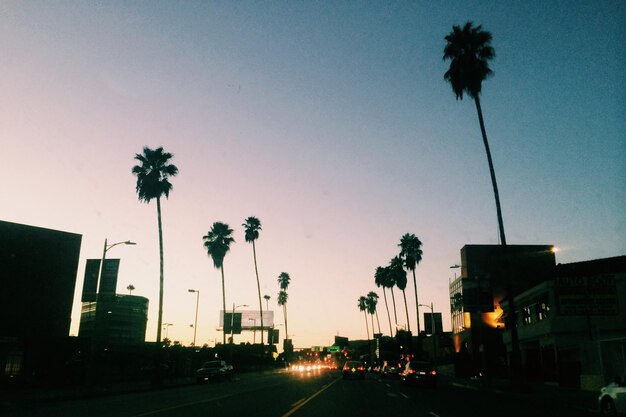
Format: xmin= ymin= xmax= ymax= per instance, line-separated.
xmin=196 ymin=360 xmax=234 ymax=383
xmin=342 ymin=360 xmax=366 ymax=379
xmin=400 ymin=361 xmax=437 ymax=387
xmin=599 ymin=377 xmax=626 ymax=417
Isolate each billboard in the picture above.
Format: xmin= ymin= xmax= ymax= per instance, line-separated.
xmin=98 ymin=258 xmax=120 ymax=297
xmin=268 ymin=328 xmax=280 ymax=344
xmin=424 ymin=312 xmax=443 ymax=334
xmin=81 ymin=259 xmax=100 ymax=302
xmin=81 ymin=259 xmax=120 ymax=302
xmin=219 ymin=310 xmax=274 ymax=330
xmin=222 ymin=312 xmax=242 ymax=334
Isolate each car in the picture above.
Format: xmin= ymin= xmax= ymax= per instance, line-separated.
xmin=400 ymin=361 xmax=437 ymax=387
xmin=342 ymin=360 xmax=366 ymax=379
xmin=380 ymin=361 xmax=401 ymax=379
xmin=598 ymin=377 xmax=626 ymax=417
xmin=196 ymin=360 xmax=234 ymax=383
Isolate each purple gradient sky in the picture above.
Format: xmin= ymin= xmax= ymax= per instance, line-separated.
xmin=2 ymin=1 xmax=625 ymax=348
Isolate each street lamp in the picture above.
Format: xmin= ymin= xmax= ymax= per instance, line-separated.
xmin=418 ymin=302 xmax=437 ymax=368
xmin=98 ymin=239 xmax=136 ymax=293
xmin=188 ymin=289 xmax=200 ymax=346
xmin=94 ymin=239 xmax=136 ymax=332
xmin=162 ymin=323 xmax=173 ymax=340
xmin=231 ymin=304 xmax=248 ymax=344
xmin=264 ymin=294 xmax=270 ymax=311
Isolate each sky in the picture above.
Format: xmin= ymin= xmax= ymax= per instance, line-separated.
xmin=2 ymin=1 xmax=625 ymax=349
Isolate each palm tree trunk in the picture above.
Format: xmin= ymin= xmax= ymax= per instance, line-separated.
xmin=474 ymin=96 xmax=522 ymax=379
xmin=375 ymin=310 xmax=381 ymax=335
xmin=412 ymin=269 xmax=420 ymax=334
xmin=390 ymin=287 xmax=398 ymax=331
xmin=363 ymin=311 xmax=370 ymax=340
xmin=382 ymin=288 xmax=393 ymax=336
xmin=474 ymin=96 xmax=521 ymax=382
xmin=474 ymin=96 xmax=506 ymax=246
xmin=156 ymin=197 xmax=164 ymax=345
xmin=402 ymin=289 xmax=411 ymax=332
xmin=370 ymin=313 xmax=376 ymax=340
xmin=221 ymin=265 xmax=227 ymax=344
xmin=283 ymin=304 xmax=289 ymax=340
xmin=252 ymin=241 xmax=264 ymax=345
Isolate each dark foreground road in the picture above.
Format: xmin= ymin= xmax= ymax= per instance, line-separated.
xmin=1 ymin=369 xmax=598 ymax=417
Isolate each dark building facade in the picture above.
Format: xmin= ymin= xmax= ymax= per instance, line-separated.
xmin=449 ymin=244 xmax=556 ymax=376
xmin=501 ymin=255 xmax=626 ymax=390
xmin=79 ymin=294 xmax=149 ymax=344
xmin=0 ymin=220 xmax=82 ymax=383
xmin=0 ymin=220 xmax=82 ymax=338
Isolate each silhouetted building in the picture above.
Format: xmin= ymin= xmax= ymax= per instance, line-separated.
xmin=0 ymin=220 xmax=82 ymax=338
xmin=449 ymin=244 xmax=556 ymax=377
xmin=79 ymin=295 xmax=149 ymax=344
xmin=0 ymin=220 xmax=82 ymax=382
xmin=501 ymin=255 xmax=626 ymax=390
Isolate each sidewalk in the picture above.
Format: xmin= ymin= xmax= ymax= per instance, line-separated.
xmin=0 ymin=376 xmax=195 ymax=411
xmin=442 ymin=375 xmax=598 ymax=414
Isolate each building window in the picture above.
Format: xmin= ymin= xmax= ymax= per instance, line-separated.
xmin=522 ymin=306 xmax=532 ymax=325
xmin=536 ymin=295 xmax=550 ymax=321
xmin=4 ymin=352 xmax=22 ymax=376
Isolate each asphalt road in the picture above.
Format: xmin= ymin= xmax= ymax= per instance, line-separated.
xmin=2 ymin=369 xmax=598 ymax=417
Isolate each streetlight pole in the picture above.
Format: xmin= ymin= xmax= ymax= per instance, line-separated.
xmin=162 ymin=323 xmax=173 ymax=340
xmin=231 ymin=304 xmax=248 ymax=344
xmin=94 ymin=239 xmax=136 ymax=334
xmin=418 ymin=303 xmax=437 ymax=368
xmin=188 ymin=289 xmax=200 ymax=346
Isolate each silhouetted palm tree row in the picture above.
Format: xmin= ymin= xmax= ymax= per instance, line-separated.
xmin=277 ymin=272 xmax=291 ymax=340
xmin=370 ymin=234 xmax=423 ymax=337
xmin=132 ymin=147 xmax=292 ymax=346
xmin=357 ymin=291 xmax=381 ymax=341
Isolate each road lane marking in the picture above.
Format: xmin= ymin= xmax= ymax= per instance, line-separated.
xmin=131 ymin=382 xmax=282 ymax=417
xmin=291 ymin=398 xmax=305 ymax=407
xmin=385 ymin=383 xmax=391 ymax=388
xmin=400 ymin=393 xmax=409 ymax=399
xmin=281 ymin=377 xmax=341 ymax=417
xmin=451 ymin=382 xmax=478 ymax=390
xmin=429 ymin=412 xmax=441 ymax=417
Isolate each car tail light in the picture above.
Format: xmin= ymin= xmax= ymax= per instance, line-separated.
xmin=357 ymin=366 xmax=365 ymax=371
xmin=408 ymin=369 xmax=415 ymax=374
xmin=430 ymin=370 xmax=437 ymax=375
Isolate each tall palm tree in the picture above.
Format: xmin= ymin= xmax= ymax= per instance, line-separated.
xmin=243 ymin=216 xmax=264 ymax=345
xmin=358 ymin=296 xmax=370 ymax=340
xmin=375 ymin=266 xmax=394 ymax=336
xmin=390 ymin=256 xmax=410 ymax=333
xmin=132 ymin=146 xmax=178 ymax=345
xmin=367 ymin=291 xmax=381 ymax=336
xmin=277 ymin=272 xmax=291 ymax=339
xmin=277 ymin=290 xmax=289 ymax=340
xmin=444 ymin=22 xmax=523 ymax=380
xmin=443 ymin=22 xmax=505 ymax=246
xmin=399 ymin=233 xmax=423 ymax=333
xmin=202 ymin=222 xmax=235 ymax=344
